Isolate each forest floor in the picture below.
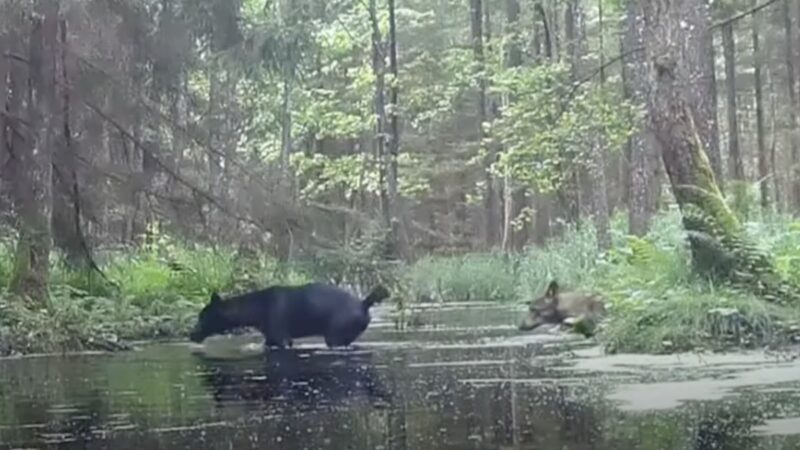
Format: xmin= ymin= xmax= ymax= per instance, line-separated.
xmin=2 ymin=209 xmax=800 ymax=357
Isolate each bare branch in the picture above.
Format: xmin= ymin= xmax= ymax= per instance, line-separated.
xmin=711 ymin=0 xmax=780 ymax=30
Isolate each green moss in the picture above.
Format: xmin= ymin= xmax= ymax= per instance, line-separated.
xmin=670 ymin=125 xmax=800 ymax=305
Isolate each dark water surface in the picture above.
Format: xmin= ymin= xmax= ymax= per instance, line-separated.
xmin=1 ymin=303 xmax=800 ymax=449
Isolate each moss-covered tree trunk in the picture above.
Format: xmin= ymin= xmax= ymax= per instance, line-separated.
xmin=9 ymin=0 xmax=59 ymax=305
xmin=642 ymin=0 xmax=798 ymax=303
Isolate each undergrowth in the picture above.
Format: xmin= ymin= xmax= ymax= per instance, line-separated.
xmin=400 ymin=208 xmax=800 ymax=353
xmin=0 ymin=227 xmax=388 ymax=355
xmin=2 ymin=206 xmax=800 ymax=356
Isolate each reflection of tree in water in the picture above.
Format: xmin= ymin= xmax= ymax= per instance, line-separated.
xmin=515 ymin=384 xmax=606 ymax=448
xmin=691 ymin=394 xmax=768 ymax=450
xmin=602 ymin=390 xmax=793 ymax=450
xmin=0 ymin=376 xmax=109 ymax=447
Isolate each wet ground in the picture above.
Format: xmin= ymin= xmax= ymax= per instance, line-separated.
xmin=1 ymin=303 xmax=800 ymax=449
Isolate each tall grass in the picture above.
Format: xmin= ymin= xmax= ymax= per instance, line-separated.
xmin=3 ymin=206 xmax=800 ymax=355
xmin=404 ymin=252 xmax=519 ymax=303
xmin=402 ymin=208 xmax=800 ymax=353
xmin=0 ymin=229 xmax=316 ymax=355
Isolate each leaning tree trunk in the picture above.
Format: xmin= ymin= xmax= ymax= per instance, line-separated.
xmin=9 ymin=0 xmax=59 ymax=305
xmin=642 ymin=0 xmax=798 ymax=303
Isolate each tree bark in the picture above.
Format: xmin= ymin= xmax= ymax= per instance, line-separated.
xmin=622 ymin=0 xmax=661 ymax=236
xmin=568 ymin=0 xmax=610 ymax=249
xmin=502 ymin=0 xmax=529 ymax=250
xmin=751 ymin=3 xmax=768 ymax=210
xmin=471 ymin=0 xmax=500 ymax=248
xmin=387 ymin=0 xmax=402 ymax=258
xmin=369 ymin=0 xmax=390 ymax=230
xmin=51 ymin=17 xmax=86 ymax=268
xmin=722 ymin=22 xmax=744 ymax=181
xmin=0 ymin=32 xmax=8 ymax=202
xmin=642 ymin=0 xmax=798 ymax=303
xmin=531 ymin=3 xmax=552 ymax=245
xmin=698 ymin=0 xmax=723 ymax=188
xmin=10 ymin=0 xmax=59 ymax=304
xmin=767 ymin=66 xmax=781 ymax=209
xmin=559 ymin=1 xmax=581 ymax=226
xmin=646 ymin=0 xmax=734 ymax=267
xmin=592 ymin=0 xmax=610 ymax=250
xmin=783 ymin=0 xmax=800 ymax=213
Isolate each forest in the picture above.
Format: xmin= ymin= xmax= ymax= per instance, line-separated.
xmin=1 ymin=0 xmax=800 ymax=356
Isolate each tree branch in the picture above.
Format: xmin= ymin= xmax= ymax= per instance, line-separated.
xmin=711 ymin=0 xmax=780 ymax=30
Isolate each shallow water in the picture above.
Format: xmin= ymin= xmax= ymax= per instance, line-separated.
xmin=1 ymin=303 xmax=799 ymax=449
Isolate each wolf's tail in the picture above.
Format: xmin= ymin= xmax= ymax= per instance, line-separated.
xmin=363 ymin=285 xmax=391 ymax=310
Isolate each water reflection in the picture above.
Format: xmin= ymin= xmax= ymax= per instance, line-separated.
xmin=197 ymin=348 xmax=392 ymax=412
xmin=0 ymin=304 xmax=798 ymax=449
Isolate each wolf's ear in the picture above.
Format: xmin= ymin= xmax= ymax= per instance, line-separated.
xmin=545 ymin=280 xmax=559 ymax=297
xmin=210 ymin=292 xmax=222 ymax=304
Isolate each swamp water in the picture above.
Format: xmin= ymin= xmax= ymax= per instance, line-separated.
xmin=1 ymin=303 xmax=799 ymax=449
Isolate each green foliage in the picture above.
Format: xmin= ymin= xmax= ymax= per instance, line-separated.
xmin=0 ymin=224 xmax=314 ymax=356
xmin=404 ymin=253 xmax=519 ymax=303
xmin=0 ymin=230 xmax=14 ymax=289
xmin=601 ymin=286 xmax=792 ymax=354
xmin=493 ymin=63 xmax=640 ymax=192
xmin=516 ymin=224 xmax=601 ymax=301
xmin=6 ymin=209 xmax=800 ymax=356
xmin=593 ymin=211 xmax=800 ymax=353
xmin=401 ymin=209 xmax=800 ymax=353
xmin=727 ymin=180 xmax=759 ymax=222
xmin=303 ymin=225 xmax=403 ymax=296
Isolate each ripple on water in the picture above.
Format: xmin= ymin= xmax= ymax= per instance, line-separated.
xmin=0 ymin=304 xmax=799 ymax=449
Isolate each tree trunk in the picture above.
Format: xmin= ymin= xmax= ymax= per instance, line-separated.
xmin=168 ymin=75 xmax=186 ymax=196
xmin=767 ymin=66 xmax=781 ymax=209
xmin=698 ymin=0 xmax=723 ymax=188
xmin=622 ymin=0 xmax=661 ymax=236
xmin=593 ymin=0 xmax=610 ymax=250
xmin=471 ymin=0 xmax=500 ymax=248
xmin=642 ymin=0 xmax=798 ymax=303
xmin=10 ymin=0 xmax=59 ymax=304
xmin=533 ymin=191 xmax=551 ymax=246
xmin=530 ymin=2 xmax=552 ymax=245
xmin=51 ymin=17 xmax=86 ymax=268
xmin=783 ymin=0 xmax=800 ymax=213
xmin=0 ymin=32 xmax=8 ymax=202
xmin=369 ymin=0 xmax=390 ymax=229
xmin=205 ymin=0 xmax=242 ymax=239
xmin=502 ymin=0 xmax=529 ymax=250
xmin=387 ymin=0 xmax=403 ymax=258
xmin=280 ymin=54 xmax=294 ymax=184
xmin=558 ymin=1 xmax=581 ymax=226
xmin=751 ymin=3 xmax=768 ymax=210
xmin=722 ymin=22 xmax=744 ymax=181
xmin=568 ymin=0 xmax=609 ymax=249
